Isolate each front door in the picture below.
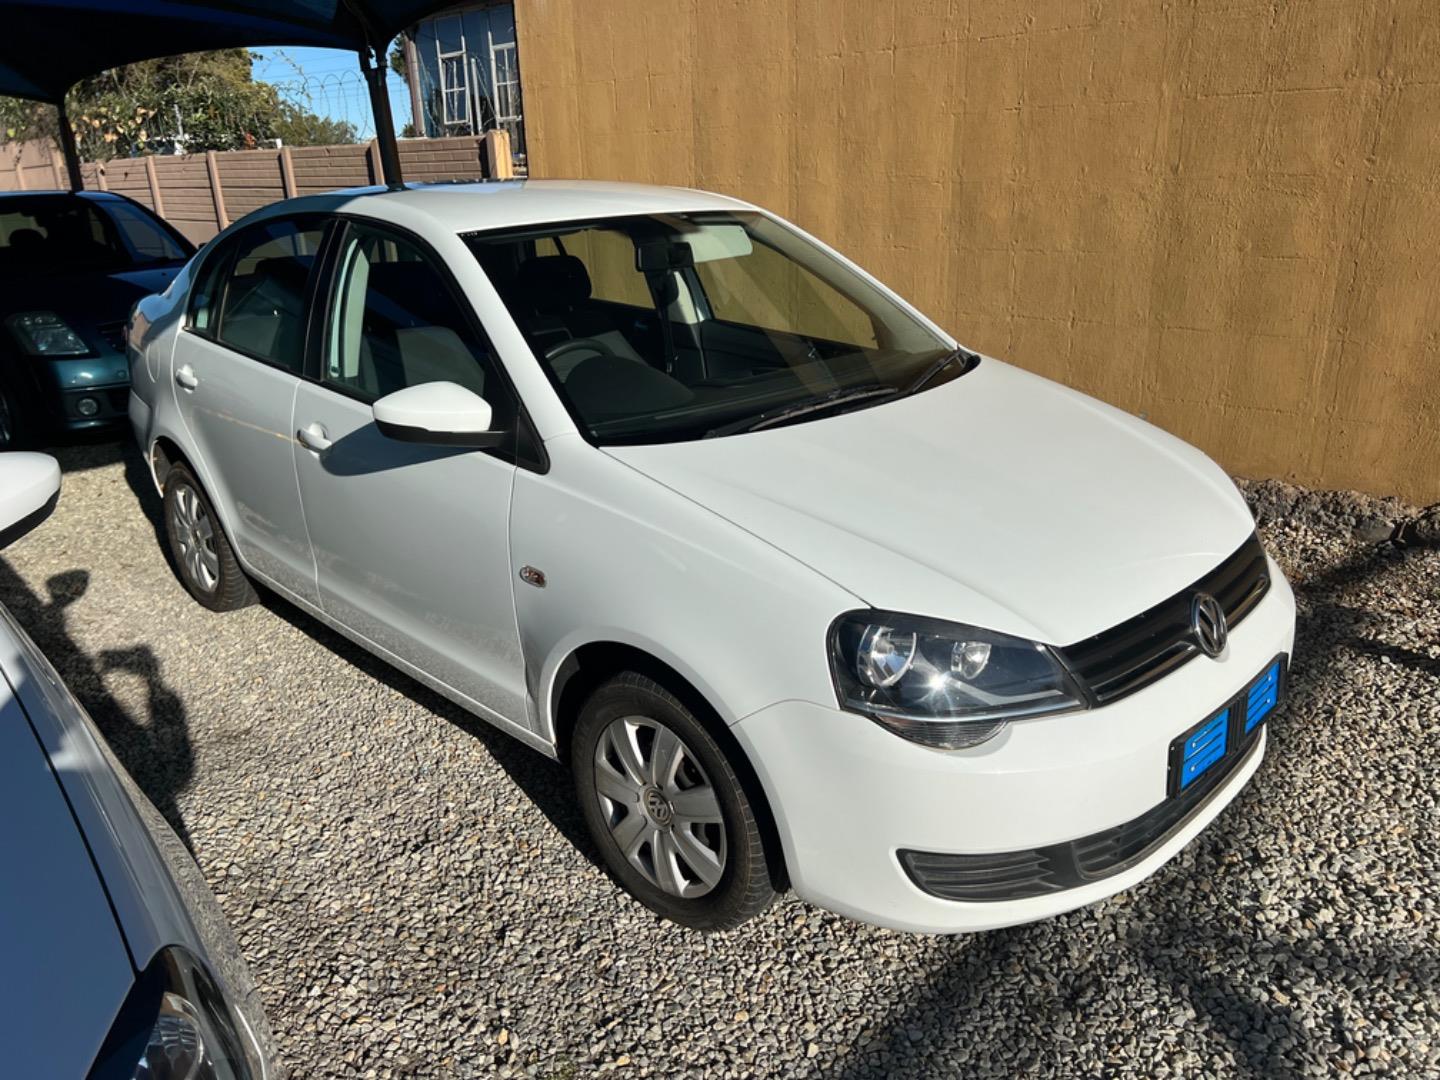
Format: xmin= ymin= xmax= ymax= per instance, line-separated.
xmin=171 ymin=216 xmax=327 ymax=603
xmin=291 ymin=220 xmax=528 ymax=727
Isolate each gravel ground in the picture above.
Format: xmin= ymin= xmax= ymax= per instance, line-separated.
xmin=2 ymin=440 xmax=1436 ymax=1079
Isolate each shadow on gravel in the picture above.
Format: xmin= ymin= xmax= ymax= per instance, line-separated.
xmin=42 ymin=437 xmax=130 ymax=474
xmin=255 ymin=589 xmax=605 ymax=872
xmin=0 ymin=560 xmax=197 ymax=850
xmin=117 ymin=439 xmax=172 ymax=560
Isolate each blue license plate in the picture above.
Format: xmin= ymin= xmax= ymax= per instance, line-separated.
xmin=1168 ymin=655 xmax=1286 ymax=797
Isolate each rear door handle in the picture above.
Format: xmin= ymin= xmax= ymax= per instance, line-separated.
xmin=175 ymin=364 xmax=199 ymax=390
xmin=295 ymin=422 xmax=332 ymax=453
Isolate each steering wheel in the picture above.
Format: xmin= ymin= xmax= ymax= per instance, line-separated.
xmin=544 ymin=337 xmax=620 ymax=365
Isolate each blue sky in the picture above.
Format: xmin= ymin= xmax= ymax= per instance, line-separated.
xmin=251 ymin=47 xmax=414 ymax=138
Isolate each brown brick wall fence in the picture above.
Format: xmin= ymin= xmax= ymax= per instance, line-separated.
xmin=0 ymin=132 xmax=514 ymax=245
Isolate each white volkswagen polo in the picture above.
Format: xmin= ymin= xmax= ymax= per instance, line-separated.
xmin=128 ymin=181 xmax=1296 ymax=933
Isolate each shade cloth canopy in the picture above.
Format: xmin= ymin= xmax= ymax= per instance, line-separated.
xmin=0 ymin=0 xmax=450 ymax=102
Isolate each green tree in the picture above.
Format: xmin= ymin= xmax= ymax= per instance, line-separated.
xmin=273 ymin=103 xmax=357 ymax=147
xmin=0 ymin=48 xmax=356 ymax=159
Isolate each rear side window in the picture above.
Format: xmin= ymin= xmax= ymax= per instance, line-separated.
xmin=101 ymin=200 xmax=190 ymax=264
xmin=196 ymin=218 xmax=326 ymax=372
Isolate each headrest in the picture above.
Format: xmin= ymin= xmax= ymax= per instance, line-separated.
xmin=517 ymin=254 xmax=591 ymax=310
xmin=251 ymin=256 xmax=312 ymax=297
xmin=7 ymin=228 xmax=44 ymax=251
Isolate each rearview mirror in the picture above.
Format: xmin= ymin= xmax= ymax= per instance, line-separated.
xmin=372 ymin=382 xmax=505 ymax=449
xmin=635 ymin=239 xmax=695 ymax=273
xmin=0 ymin=453 xmax=61 ymax=549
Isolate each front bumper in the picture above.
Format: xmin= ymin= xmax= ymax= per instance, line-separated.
xmin=31 ymin=354 xmax=131 ymax=435
xmin=732 ymin=559 xmax=1296 ymax=933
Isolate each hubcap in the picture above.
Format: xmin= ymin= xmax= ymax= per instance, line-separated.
xmin=593 ymin=716 xmax=727 ymax=899
xmin=170 ymin=483 xmax=220 ymax=593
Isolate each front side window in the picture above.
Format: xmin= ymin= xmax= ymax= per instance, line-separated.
xmin=324 ymin=222 xmax=510 ymax=423
xmin=0 ymin=196 xmax=161 ymax=277
xmin=466 ymin=211 xmax=958 ymax=445
xmin=209 ymin=218 xmax=326 ymax=371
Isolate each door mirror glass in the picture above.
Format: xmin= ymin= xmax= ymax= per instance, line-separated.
xmin=372 ymin=381 xmax=503 ymax=448
xmin=0 ymin=452 xmax=61 ymax=549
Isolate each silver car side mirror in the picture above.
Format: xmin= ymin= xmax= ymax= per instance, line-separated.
xmin=0 ymin=452 xmax=61 ymax=549
xmin=372 ymin=382 xmax=506 ymax=449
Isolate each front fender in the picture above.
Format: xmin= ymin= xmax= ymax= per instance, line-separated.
xmin=512 ymin=435 xmax=860 ymax=748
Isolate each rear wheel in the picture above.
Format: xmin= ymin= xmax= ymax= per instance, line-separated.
xmin=162 ymin=463 xmax=255 ymax=611
xmin=572 ymin=672 xmax=778 ymax=931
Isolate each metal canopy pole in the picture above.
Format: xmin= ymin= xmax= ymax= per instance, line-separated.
xmin=359 ymin=44 xmax=403 ymax=190
xmin=55 ymin=98 xmax=84 ymax=191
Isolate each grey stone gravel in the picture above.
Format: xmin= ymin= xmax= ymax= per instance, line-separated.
xmin=2 ymin=442 xmax=1436 ymax=1079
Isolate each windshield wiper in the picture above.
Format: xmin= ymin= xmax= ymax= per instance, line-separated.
xmin=704 ymin=384 xmax=900 ymax=438
xmin=905 ymin=347 xmax=976 ymax=395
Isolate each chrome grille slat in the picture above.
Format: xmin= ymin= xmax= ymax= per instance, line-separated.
xmin=1058 ymin=534 xmax=1271 ymax=706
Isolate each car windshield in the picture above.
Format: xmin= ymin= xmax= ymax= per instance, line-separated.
xmin=466 ymin=211 xmax=965 ymax=444
xmin=0 ymin=196 xmax=190 ymax=277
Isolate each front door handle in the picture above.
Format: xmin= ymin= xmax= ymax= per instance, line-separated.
xmin=295 ymin=422 xmax=332 ymax=453
xmin=175 ymin=364 xmax=199 ymax=390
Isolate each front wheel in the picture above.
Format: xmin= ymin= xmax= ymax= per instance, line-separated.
xmin=572 ymin=672 xmax=778 ymax=931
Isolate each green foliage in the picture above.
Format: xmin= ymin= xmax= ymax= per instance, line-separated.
xmin=0 ymin=48 xmax=357 ymax=159
xmin=274 ymin=103 xmax=357 ymax=147
xmin=0 ymin=95 xmax=53 ymax=144
xmin=388 ymin=40 xmax=409 ymax=83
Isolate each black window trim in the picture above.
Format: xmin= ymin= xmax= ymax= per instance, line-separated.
xmin=307 ymin=212 xmax=549 ymax=474
xmin=181 ymin=213 xmax=337 ymax=379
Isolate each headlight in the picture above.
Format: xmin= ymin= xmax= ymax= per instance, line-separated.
xmin=829 ymin=610 xmax=1087 ymax=749
xmin=89 ymin=946 xmax=262 ymax=1080
xmin=6 ymin=311 xmax=91 ymax=356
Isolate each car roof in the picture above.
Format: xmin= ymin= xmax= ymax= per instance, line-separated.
xmin=0 ymin=189 xmax=125 ymax=203
xmin=246 ymin=179 xmax=757 ymax=236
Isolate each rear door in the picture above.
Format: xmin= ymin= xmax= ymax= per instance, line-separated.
xmin=171 ymin=216 xmax=328 ymax=603
xmin=290 ymin=219 xmax=530 ymax=727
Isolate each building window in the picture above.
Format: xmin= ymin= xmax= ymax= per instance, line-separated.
xmin=411 ymin=3 xmax=526 ymax=169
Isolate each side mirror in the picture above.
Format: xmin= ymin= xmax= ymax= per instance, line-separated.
xmin=0 ymin=453 xmax=61 ymax=549
xmin=372 ymin=382 xmax=506 ymax=448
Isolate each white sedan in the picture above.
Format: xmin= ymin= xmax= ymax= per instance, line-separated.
xmin=127 ymin=181 xmax=1296 ymax=933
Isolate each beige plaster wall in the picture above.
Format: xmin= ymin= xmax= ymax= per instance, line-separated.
xmin=516 ymin=0 xmax=1440 ymax=502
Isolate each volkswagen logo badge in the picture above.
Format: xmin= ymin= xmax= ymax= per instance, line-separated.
xmin=1191 ymin=592 xmax=1228 ymax=658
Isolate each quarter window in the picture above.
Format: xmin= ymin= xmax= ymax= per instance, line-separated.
xmin=208 ymin=218 xmax=326 ymax=372
xmin=325 ymin=222 xmax=509 ymax=418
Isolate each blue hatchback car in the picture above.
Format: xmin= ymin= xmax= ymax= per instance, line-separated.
xmin=0 ymin=191 xmax=193 ymax=449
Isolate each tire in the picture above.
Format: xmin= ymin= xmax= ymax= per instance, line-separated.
xmin=0 ymin=382 xmax=25 ymax=450
xmin=162 ymin=462 xmax=255 ymax=612
xmin=572 ymin=672 xmax=778 ymax=931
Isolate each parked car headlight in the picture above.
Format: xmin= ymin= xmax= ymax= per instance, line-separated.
xmin=6 ymin=311 xmax=91 ymax=356
xmin=829 ymin=610 xmax=1087 ymax=749
xmin=89 ymin=946 xmax=262 ymax=1080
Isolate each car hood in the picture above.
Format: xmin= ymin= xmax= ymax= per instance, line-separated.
xmin=0 ymin=660 xmax=134 ymax=1078
xmin=606 ymin=359 xmax=1256 ymax=645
